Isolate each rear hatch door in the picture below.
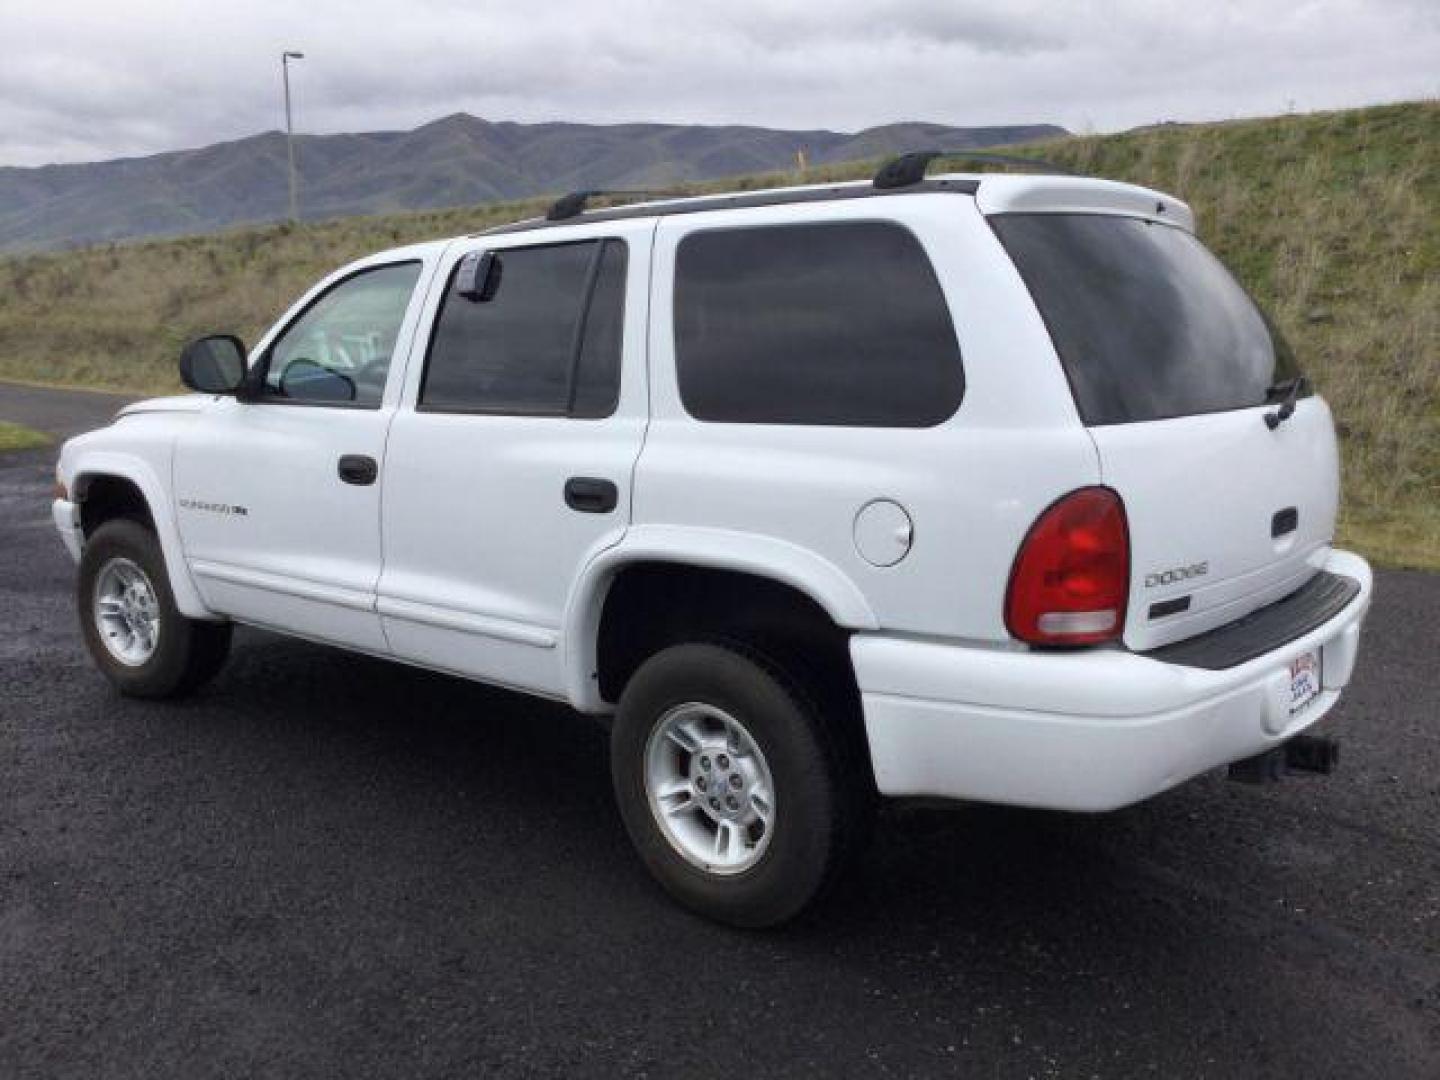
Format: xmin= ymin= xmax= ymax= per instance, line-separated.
xmin=991 ymin=211 xmax=1339 ymax=650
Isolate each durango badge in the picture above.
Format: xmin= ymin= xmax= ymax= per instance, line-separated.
xmin=179 ymin=498 xmax=248 ymax=517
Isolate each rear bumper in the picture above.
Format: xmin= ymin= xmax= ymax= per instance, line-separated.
xmin=852 ymin=548 xmax=1372 ymax=812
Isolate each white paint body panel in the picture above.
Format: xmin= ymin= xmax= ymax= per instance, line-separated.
xmin=635 ymin=194 xmax=1100 ymax=644
xmin=1092 ymin=398 xmax=1341 ymax=650
xmin=174 ymin=400 xmax=394 ymax=650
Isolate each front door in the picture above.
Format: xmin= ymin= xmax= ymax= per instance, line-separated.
xmin=378 ymin=221 xmax=653 ymax=698
xmin=174 ymin=256 xmax=434 ymax=651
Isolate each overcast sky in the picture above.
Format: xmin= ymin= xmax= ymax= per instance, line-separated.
xmin=1 ymin=0 xmax=1436 ymax=167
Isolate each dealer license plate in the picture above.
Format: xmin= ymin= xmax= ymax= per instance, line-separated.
xmin=1288 ymin=649 xmax=1322 ymax=716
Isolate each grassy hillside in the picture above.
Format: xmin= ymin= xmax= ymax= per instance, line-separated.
xmin=0 ymin=101 xmax=1435 ymax=567
xmin=0 ymin=420 xmax=50 ymax=451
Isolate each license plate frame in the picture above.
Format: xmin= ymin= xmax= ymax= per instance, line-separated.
xmin=1287 ymin=648 xmax=1323 ymax=716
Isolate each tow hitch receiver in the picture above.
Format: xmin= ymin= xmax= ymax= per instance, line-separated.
xmin=1228 ymin=734 xmax=1340 ymax=784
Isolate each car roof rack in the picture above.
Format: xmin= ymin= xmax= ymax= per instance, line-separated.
xmin=545 ymin=188 xmax=688 ymax=221
xmin=873 ymin=149 xmax=1074 ymax=189
xmin=505 ymin=153 xmax=1071 ymax=232
xmin=481 ymin=177 xmax=982 ymax=237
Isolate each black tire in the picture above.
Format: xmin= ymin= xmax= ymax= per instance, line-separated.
xmin=610 ymin=641 xmax=866 ymax=928
xmin=78 ymin=518 xmax=232 ymax=699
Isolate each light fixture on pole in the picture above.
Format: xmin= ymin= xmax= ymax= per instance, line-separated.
xmin=281 ymin=50 xmax=305 ymax=222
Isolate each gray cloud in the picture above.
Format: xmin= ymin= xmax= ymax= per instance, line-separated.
xmin=0 ymin=0 xmax=1435 ymax=166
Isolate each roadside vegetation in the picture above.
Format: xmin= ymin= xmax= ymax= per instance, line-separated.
xmin=0 ymin=421 xmax=51 ymax=451
xmin=0 ymin=101 xmax=1434 ymax=566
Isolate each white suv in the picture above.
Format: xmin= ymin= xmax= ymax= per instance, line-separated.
xmin=53 ymin=158 xmax=1372 ymax=926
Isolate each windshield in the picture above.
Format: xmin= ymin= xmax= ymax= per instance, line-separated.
xmin=991 ymin=213 xmax=1301 ymax=425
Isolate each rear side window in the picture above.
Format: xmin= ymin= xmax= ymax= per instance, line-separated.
xmin=992 ymin=214 xmax=1302 ymax=425
xmin=674 ymin=221 xmax=963 ymax=426
xmin=420 ymin=239 xmax=627 ymax=417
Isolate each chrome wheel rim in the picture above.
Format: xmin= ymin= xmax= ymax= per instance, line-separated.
xmin=643 ymin=702 xmax=776 ymax=875
xmin=93 ymin=557 xmax=160 ymax=667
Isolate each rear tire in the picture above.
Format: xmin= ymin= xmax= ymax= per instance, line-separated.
xmin=610 ymin=641 xmax=865 ymax=928
xmin=78 ymin=518 xmax=231 ymax=699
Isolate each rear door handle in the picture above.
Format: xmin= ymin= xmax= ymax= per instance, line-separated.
xmin=564 ymin=477 xmax=618 ymax=513
xmin=337 ymin=454 xmax=378 ymax=486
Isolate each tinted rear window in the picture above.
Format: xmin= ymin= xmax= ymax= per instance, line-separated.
xmin=674 ymin=221 xmax=963 ymax=426
xmin=992 ymin=214 xmax=1301 ymax=425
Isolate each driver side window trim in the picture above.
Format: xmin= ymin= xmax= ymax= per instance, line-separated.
xmin=248 ymin=259 xmax=424 ymax=411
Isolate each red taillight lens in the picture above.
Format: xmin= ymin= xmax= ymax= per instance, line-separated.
xmin=1005 ymin=487 xmax=1130 ymax=646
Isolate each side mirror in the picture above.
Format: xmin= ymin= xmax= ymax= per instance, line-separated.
xmin=456 ymin=250 xmax=502 ymax=301
xmin=179 ymin=335 xmax=247 ymax=394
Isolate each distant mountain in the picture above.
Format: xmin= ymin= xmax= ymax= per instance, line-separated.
xmin=0 ymin=115 xmax=1066 ymax=252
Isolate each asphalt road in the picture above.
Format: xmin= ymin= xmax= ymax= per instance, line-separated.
xmin=2 ymin=382 xmax=1437 ymax=1079
xmin=0 ymin=381 xmax=136 ymax=440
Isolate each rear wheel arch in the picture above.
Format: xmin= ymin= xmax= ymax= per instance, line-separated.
xmin=562 ymin=532 xmax=877 ymax=711
xmin=586 ymin=562 xmax=873 ymax=795
xmin=592 ymin=561 xmax=857 ymax=697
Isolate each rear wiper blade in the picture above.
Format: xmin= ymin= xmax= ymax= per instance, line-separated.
xmin=1264 ymin=375 xmax=1305 ymax=400
xmin=1264 ymin=375 xmax=1308 ymax=429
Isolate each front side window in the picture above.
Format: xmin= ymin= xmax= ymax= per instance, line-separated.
xmin=420 ymin=239 xmax=627 ymax=417
xmin=263 ymin=262 xmax=423 ymax=407
xmin=991 ymin=213 xmax=1303 ymax=425
xmin=674 ymin=220 xmax=964 ymax=427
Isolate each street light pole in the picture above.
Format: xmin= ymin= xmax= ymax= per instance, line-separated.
xmin=281 ymin=50 xmax=305 ymax=222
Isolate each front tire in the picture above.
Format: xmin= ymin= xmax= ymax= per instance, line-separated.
xmin=610 ymin=642 xmax=864 ymax=928
xmin=78 ymin=518 xmax=231 ymax=699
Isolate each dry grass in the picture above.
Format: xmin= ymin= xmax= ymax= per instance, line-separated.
xmin=0 ymin=100 xmax=1434 ymax=566
xmin=0 ymin=199 xmax=545 ymax=394
xmin=0 ymin=421 xmax=51 ymax=451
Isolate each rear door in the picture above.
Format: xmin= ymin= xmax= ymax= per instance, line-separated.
xmin=991 ymin=212 xmax=1339 ymax=650
xmin=377 ymin=220 xmax=652 ymax=697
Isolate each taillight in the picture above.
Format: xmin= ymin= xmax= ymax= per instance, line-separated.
xmin=1005 ymin=487 xmax=1130 ymax=646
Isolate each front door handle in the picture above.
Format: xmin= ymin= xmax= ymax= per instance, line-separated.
xmin=337 ymin=454 xmax=378 ymax=486
xmin=564 ymin=476 xmax=618 ymax=513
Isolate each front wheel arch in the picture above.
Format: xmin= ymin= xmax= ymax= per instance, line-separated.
xmin=77 ymin=474 xmax=154 ymax=536
xmin=70 ymin=461 xmax=214 ymax=620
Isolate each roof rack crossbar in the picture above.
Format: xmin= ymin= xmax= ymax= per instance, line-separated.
xmin=545 ymin=188 xmax=686 ymax=221
xmin=873 ymin=149 xmax=1074 ymax=189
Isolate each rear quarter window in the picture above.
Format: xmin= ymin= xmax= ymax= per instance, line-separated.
xmin=991 ymin=213 xmax=1302 ymax=425
xmin=674 ymin=220 xmax=964 ymax=426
